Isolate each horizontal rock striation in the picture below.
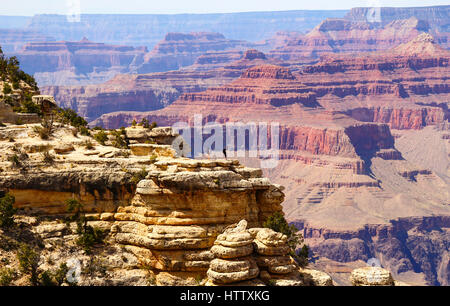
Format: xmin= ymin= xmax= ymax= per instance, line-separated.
xmin=13 ymin=38 xmax=148 ymax=86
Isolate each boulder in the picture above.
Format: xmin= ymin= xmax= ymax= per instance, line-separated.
xmin=350 ymin=267 xmax=395 ymax=286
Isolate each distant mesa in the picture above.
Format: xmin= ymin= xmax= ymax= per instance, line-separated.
xmin=243 ymin=49 xmax=267 ymax=60
xmin=241 ymin=65 xmax=296 ymax=80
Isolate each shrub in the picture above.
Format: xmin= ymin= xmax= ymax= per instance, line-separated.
xmin=17 ymin=244 xmax=40 ymax=286
xmin=8 ymin=154 xmax=21 ymax=168
xmin=33 ymin=126 xmax=50 ymax=140
xmin=83 ymin=140 xmax=94 ymax=150
xmin=0 ymin=193 xmax=17 ymax=228
xmin=111 ymin=129 xmax=128 ymax=149
xmin=0 ymin=268 xmax=17 ymax=286
xmin=20 ymin=99 xmax=41 ymax=115
xmin=38 ymin=263 xmax=68 ymax=286
xmin=2 ymin=83 xmax=12 ymax=95
xmin=131 ymin=119 xmax=137 ymax=127
xmin=0 ymin=121 xmax=5 ymax=127
xmin=140 ymin=118 xmax=150 ymax=128
xmin=66 ymin=199 xmax=104 ymax=253
xmin=93 ymin=130 xmax=108 ymax=145
xmin=117 ymin=150 xmax=130 ymax=158
xmin=41 ymin=151 xmax=55 ymax=164
xmin=149 ymin=154 xmax=157 ymax=163
xmin=57 ymin=108 xmax=87 ymax=128
xmin=263 ymin=211 xmax=309 ymax=267
xmin=131 ymin=168 xmax=148 ymax=185
xmin=150 ymin=122 xmax=157 ymax=129
xmin=78 ymin=126 xmax=91 ymax=136
xmin=11 ymin=80 xmax=19 ymax=90
xmin=53 ymin=263 xmax=69 ymax=286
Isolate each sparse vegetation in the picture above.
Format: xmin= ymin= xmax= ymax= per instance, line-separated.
xmin=83 ymin=140 xmax=95 ymax=150
xmin=8 ymin=154 xmax=21 ymax=168
xmin=149 ymin=154 xmax=158 ymax=163
xmin=111 ymin=129 xmax=128 ymax=149
xmin=131 ymin=168 xmax=148 ymax=185
xmin=65 ymin=199 xmax=104 ymax=253
xmin=93 ymin=129 xmax=108 ymax=145
xmin=56 ymin=108 xmax=90 ymax=136
xmin=41 ymin=151 xmax=55 ymax=164
xmin=0 ymin=267 xmax=17 ymax=286
xmin=32 ymin=117 xmax=54 ymax=140
xmin=2 ymin=83 xmax=12 ymax=95
xmin=0 ymin=193 xmax=17 ymax=229
xmin=264 ymin=211 xmax=309 ymax=267
xmin=17 ymin=243 xmax=40 ymax=286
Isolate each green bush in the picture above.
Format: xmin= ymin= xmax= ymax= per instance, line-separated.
xmin=0 ymin=193 xmax=17 ymax=228
xmin=41 ymin=151 xmax=55 ymax=165
xmin=0 ymin=268 xmax=17 ymax=286
xmin=111 ymin=129 xmax=128 ymax=149
xmin=131 ymin=168 xmax=148 ymax=185
xmin=66 ymin=199 xmax=104 ymax=253
xmin=93 ymin=130 xmax=108 ymax=145
xmin=57 ymin=108 xmax=88 ymax=128
xmin=7 ymin=154 xmax=21 ymax=168
xmin=17 ymin=244 xmax=40 ymax=286
xmin=263 ymin=211 xmax=309 ymax=267
xmin=2 ymin=83 xmax=12 ymax=94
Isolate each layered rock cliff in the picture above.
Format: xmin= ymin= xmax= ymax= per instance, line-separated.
xmin=41 ymin=49 xmax=279 ymax=123
xmin=136 ymin=32 xmax=254 ymax=74
xmin=13 ymin=38 xmax=148 ymax=86
xmin=89 ymin=63 xmax=449 ymax=285
xmin=269 ymin=17 xmax=449 ymax=61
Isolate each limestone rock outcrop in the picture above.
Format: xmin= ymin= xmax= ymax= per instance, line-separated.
xmin=0 ymin=123 xmax=288 ymax=286
xmin=350 ymin=267 xmax=395 ymax=286
xmin=207 ymin=220 xmax=259 ymax=285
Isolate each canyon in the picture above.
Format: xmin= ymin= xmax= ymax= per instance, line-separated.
xmin=1 ymin=5 xmax=449 ymax=286
xmin=87 ymin=39 xmax=449 ymax=285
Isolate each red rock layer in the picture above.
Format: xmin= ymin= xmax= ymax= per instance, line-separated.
xmin=41 ymin=50 xmax=280 ymax=122
xmin=269 ymin=17 xmax=449 ymax=61
xmin=137 ymin=32 xmax=255 ymax=73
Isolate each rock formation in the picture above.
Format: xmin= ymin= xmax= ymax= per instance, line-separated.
xmin=136 ymin=32 xmax=256 ymax=74
xmin=269 ymin=17 xmax=449 ymax=61
xmin=13 ymin=38 xmax=148 ymax=86
xmin=88 ymin=60 xmax=449 ymax=285
xmin=41 ymin=49 xmax=279 ymax=123
xmin=344 ymin=5 xmax=449 ymax=32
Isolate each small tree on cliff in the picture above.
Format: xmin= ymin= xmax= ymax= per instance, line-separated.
xmin=0 ymin=193 xmax=17 ymax=228
xmin=263 ymin=211 xmax=309 ymax=267
xmin=66 ymin=199 xmax=104 ymax=253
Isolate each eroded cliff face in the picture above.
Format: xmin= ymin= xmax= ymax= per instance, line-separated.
xmin=41 ymin=50 xmax=280 ymax=123
xmin=136 ymin=32 xmax=255 ymax=74
xmin=297 ymin=216 xmax=450 ymax=286
xmin=269 ymin=17 xmax=449 ymax=61
xmin=13 ymin=38 xmax=148 ymax=86
xmin=2 ymin=124 xmax=334 ymax=286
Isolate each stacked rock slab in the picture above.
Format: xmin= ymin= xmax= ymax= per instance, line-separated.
xmin=252 ymin=228 xmax=300 ymax=285
xmin=112 ymin=159 xmax=284 ymax=285
xmin=0 ymin=123 xmax=284 ymax=286
xmin=206 ymin=220 xmax=260 ymax=285
xmin=350 ymin=267 xmax=395 ymax=286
